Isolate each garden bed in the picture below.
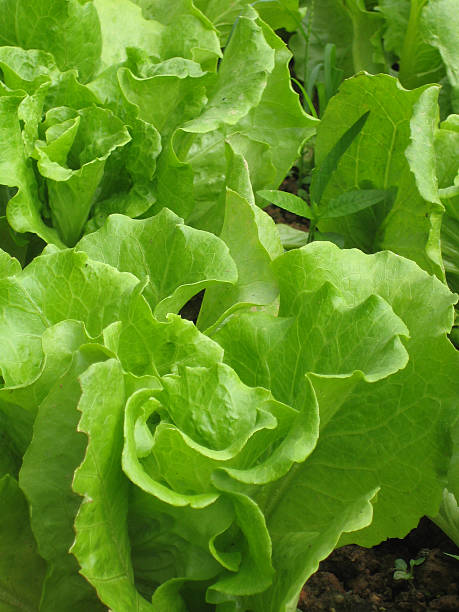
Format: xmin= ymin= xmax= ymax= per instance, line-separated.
xmin=299 ymin=519 xmax=459 ymax=611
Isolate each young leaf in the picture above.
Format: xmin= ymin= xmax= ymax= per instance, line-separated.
xmin=257 ymin=189 xmax=312 ymax=218
xmin=76 ymin=209 xmax=238 ymax=320
xmin=310 ymin=110 xmax=370 ymax=205
xmin=318 ymin=189 xmax=390 ymax=219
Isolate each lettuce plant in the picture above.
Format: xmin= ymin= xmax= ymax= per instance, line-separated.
xmin=0 ymin=2 xmax=458 ymax=610
xmin=0 ymin=0 xmax=315 ymax=254
xmin=1 ymin=155 xmax=457 ymax=608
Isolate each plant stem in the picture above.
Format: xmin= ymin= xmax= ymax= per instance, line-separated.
xmin=291 ymin=78 xmax=318 ymax=118
xmin=306 ymin=218 xmax=317 ymax=243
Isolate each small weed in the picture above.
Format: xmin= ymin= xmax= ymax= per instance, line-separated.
xmin=392 ymin=557 xmax=426 ymax=581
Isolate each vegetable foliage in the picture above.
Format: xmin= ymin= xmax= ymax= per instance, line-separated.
xmin=0 ymin=1 xmax=458 ymax=611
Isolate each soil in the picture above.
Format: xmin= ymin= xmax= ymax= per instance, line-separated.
xmin=297 ymin=518 xmax=459 ymax=611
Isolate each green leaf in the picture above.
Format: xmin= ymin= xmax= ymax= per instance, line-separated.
xmin=182 ymin=16 xmax=275 ymax=134
xmin=0 ymin=0 xmax=102 ymax=83
xmin=212 ymin=242 xmax=458 ymax=608
xmin=0 ymin=46 xmax=57 ymax=93
xmin=123 ymin=388 xmax=218 ymax=509
xmin=198 ymin=189 xmax=280 ymax=331
xmin=118 ymin=60 xmax=207 ymax=138
xmin=0 ymin=248 xmax=139 ymax=386
xmin=93 ymin=0 xmax=163 ymax=69
xmin=378 ymin=0 xmax=445 ymax=90
xmin=170 ymin=13 xmax=316 ymax=233
xmin=123 ymin=362 xmax=283 ymax=507
xmin=290 ymin=0 xmax=385 ymax=89
xmin=290 ymin=0 xmax=353 ymax=84
xmin=339 ymin=0 xmax=386 ymax=74
xmin=275 ymin=224 xmax=309 ymax=250
xmin=310 ymin=110 xmax=369 ymax=206
xmin=72 ymin=359 xmax=154 ymax=610
xmin=434 ymin=116 xmax=459 ymax=293
xmin=421 ymin=0 xmax=459 ymax=112
xmin=0 ymin=246 xmax=21 ymax=277
xmin=214 ymin=271 xmax=410 ymax=408
xmin=0 ymin=93 xmax=63 ymax=246
xmin=207 ymin=490 xmax=274 ymax=599
xmin=257 ymin=190 xmax=311 ymax=218
xmin=405 ymin=86 xmax=442 ymax=205
xmin=77 ymin=209 xmax=237 ymax=320
xmin=196 ymin=0 xmax=304 ymax=43
xmin=132 ymin=0 xmax=221 ymax=70
xmin=198 ymin=144 xmax=282 ymax=329
xmin=35 ymin=105 xmax=131 ymax=246
xmin=431 ymin=489 xmax=459 ymax=548
xmin=316 ymin=73 xmax=444 ymax=279
xmin=233 ymin=20 xmax=317 ymax=202
xmin=318 ymin=189 xmax=392 ymax=219
xmin=19 ymin=330 xmax=109 ymax=610
xmin=0 ymin=475 xmax=46 ymax=611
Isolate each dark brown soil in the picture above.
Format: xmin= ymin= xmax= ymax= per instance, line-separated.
xmin=298 ymin=518 xmax=459 ymax=611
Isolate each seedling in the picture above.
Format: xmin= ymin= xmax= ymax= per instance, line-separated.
xmin=393 ymin=557 xmax=426 ymax=581
xmin=259 ymin=111 xmax=395 ymax=244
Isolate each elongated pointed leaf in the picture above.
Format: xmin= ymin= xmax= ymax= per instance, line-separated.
xmin=257 ymin=189 xmax=312 ymax=218
xmin=319 ymin=189 xmax=392 ymax=219
xmin=310 ymin=110 xmax=369 ymax=205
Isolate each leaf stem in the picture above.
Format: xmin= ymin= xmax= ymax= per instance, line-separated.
xmin=399 ymin=0 xmax=428 ymax=88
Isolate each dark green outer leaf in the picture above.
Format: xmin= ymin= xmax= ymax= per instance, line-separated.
xmin=0 ymin=475 xmax=46 ymax=611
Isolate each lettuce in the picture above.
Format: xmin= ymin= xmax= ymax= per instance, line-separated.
xmin=0 ymin=0 xmax=315 ymax=251
xmin=0 ymin=188 xmax=457 ymax=609
xmin=0 ymin=2 xmax=458 ymax=610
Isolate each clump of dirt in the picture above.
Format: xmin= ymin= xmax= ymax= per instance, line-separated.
xmin=298 ymin=519 xmax=459 ymax=611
